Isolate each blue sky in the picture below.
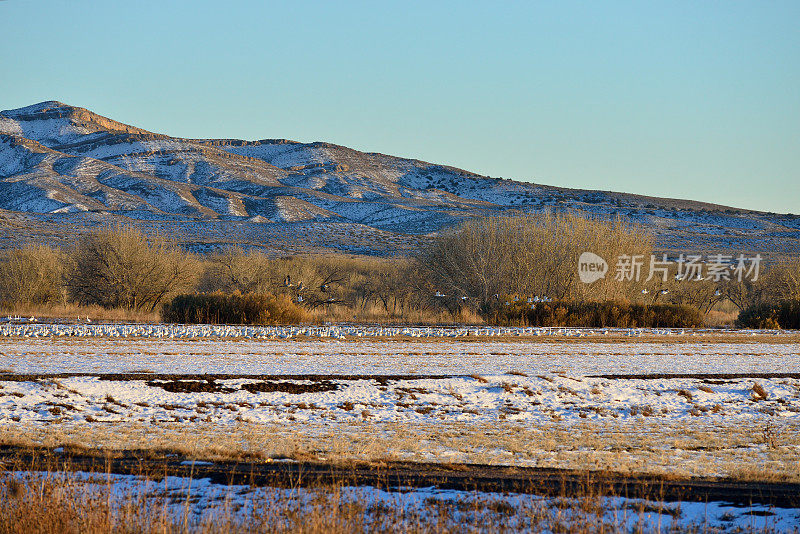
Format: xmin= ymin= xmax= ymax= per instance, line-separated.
xmin=2 ymin=1 xmax=798 ymax=213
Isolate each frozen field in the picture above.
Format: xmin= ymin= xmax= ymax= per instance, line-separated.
xmin=2 ymin=373 xmax=798 ymax=428
xmin=1 ymin=323 xmax=799 ymax=491
xmin=0 ymin=335 xmax=798 ymax=375
xmin=2 ymin=324 xmax=799 ymax=430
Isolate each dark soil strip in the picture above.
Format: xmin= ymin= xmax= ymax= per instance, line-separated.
xmin=3 ymin=372 xmax=800 ymax=383
xmin=0 ymin=373 xmax=454 ymax=393
xmin=0 ymin=373 xmax=453 ymax=383
xmin=0 ymin=446 xmax=797 ymax=508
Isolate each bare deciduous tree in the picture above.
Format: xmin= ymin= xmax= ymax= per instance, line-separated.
xmin=0 ymin=245 xmax=64 ymax=306
xmin=418 ymin=212 xmax=653 ymax=306
xmin=718 ymin=259 xmax=800 ymax=310
xmin=198 ymin=248 xmax=272 ymax=294
xmin=68 ymin=226 xmax=198 ymax=311
xmin=763 ymin=260 xmax=800 ymax=302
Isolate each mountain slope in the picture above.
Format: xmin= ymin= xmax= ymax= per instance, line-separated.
xmin=0 ymin=101 xmax=798 ymax=257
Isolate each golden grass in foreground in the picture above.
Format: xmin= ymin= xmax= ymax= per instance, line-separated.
xmin=2 ymin=419 xmax=798 ymax=483
xmin=0 ymin=467 xmax=698 ymax=534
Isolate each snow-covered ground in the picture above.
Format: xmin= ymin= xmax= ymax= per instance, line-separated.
xmin=0 ymin=335 xmax=798 ymax=375
xmin=6 ymin=470 xmax=799 ymax=533
xmin=1 ymin=324 xmax=798 ymax=426
xmin=1 ymin=373 xmax=798 ymax=427
xmin=0 ymin=321 xmax=797 ymax=376
xmin=1 ymin=324 xmax=798 ymax=485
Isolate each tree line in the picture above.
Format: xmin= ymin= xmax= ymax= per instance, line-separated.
xmin=0 ymin=214 xmax=797 ymax=326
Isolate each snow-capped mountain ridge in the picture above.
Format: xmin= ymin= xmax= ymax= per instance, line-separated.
xmin=0 ymin=101 xmax=798 ymax=257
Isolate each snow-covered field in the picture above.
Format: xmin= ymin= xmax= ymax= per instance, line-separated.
xmin=1 ymin=323 xmax=798 ymax=444
xmin=0 ymin=329 xmax=798 ymax=375
xmin=2 ymin=374 xmax=798 ymax=427
xmin=1 ymin=323 xmax=798 ymax=529
xmin=6 ymin=470 xmax=798 ymax=533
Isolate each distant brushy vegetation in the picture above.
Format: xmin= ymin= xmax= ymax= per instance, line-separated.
xmin=0 ymin=245 xmax=63 ymax=306
xmin=484 ymin=300 xmax=703 ymax=328
xmin=162 ymin=293 xmax=306 ymax=325
xmin=0 ymin=215 xmax=797 ymax=326
xmin=737 ymin=300 xmax=800 ymax=329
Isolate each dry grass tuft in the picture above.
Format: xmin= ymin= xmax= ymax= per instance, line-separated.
xmin=500 ymin=383 xmax=517 ymax=393
xmin=751 ymin=383 xmax=768 ymax=401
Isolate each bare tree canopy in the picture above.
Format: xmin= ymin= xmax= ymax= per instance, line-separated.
xmin=0 ymin=245 xmax=64 ymax=306
xmin=198 ymin=248 xmax=273 ymax=295
xmin=67 ymin=226 xmax=197 ymax=312
xmin=418 ymin=212 xmax=653 ymax=305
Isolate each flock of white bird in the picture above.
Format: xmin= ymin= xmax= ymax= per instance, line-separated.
xmin=0 ymin=322 xmax=781 ymax=340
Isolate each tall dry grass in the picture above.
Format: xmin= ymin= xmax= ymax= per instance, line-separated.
xmin=4 ymin=419 xmax=798 ymax=483
xmin=0 ymin=465 xmax=688 ymax=533
xmin=162 ymin=292 xmax=307 ymax=325
xmin=485 ymin=300 xmax=703 ymax=328
xmin=0 ymin=303 xmax=160 ymax=323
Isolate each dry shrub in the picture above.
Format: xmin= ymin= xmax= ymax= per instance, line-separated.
xmin=760 ymin=423 xmax=782 ymax=449
xmin=162 ymin=292 xmax=307 ymax=325
xmin=0 ymin=245 xmax=64 ymax=306
xmin=703 ymin=309 xmax=737 ymax=327
xmin=751 ymin=383 xmax=768 ymax=401
xmin=736 ymin=300 xmax=800 ymax=329
xmin=68 ymin=226 xmax=198 ymax=312
xmin=721 ymin=259 xmax=800 ymax=313
xmin=761 ymin=259 xmax=800 ymax=303
xmin=485 ymin=300 xmax=702 ymax=328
